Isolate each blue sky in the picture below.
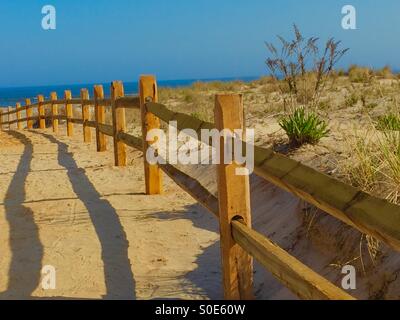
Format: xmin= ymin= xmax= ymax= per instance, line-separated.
xmin=0 ymin=0 xmax=398 ymax=87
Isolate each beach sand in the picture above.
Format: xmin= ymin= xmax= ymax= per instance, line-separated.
xmin=0 ymin=127 xmax=221 ymax=299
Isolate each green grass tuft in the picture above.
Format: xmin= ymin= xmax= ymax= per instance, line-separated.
xmin=376 ymin=114 xmax=400 ymax=131
xmin=279 ymin=108 xmax=329 ymax=146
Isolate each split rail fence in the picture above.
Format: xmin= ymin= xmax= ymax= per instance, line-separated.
xmin=2 ymin=75 xmax=400 ymax=300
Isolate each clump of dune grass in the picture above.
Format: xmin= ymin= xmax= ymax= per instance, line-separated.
xmin=159 ymin=85 xmax=214 ymax=122
xmin=337 ymin=68 xmax=347 ymax=77
xmin=340 ymin=123 xmax=400 ymax=263
xmin=191 ymin=80 xmax=244 ymax=92
xmin=252 ymin=76 xmax=276 ymax=86
xmin=375 ymin=66 xmax=395 ymax=79
xmin=375 ymin=113 xmax=400 ymax=131
xmin=348 ymin=65 xmax=374 ymax=83
xmin=341 ymin=130 xmax=378 ymax=193
xmin=341 ymin=124 xmax=400 ymax=204
xmin=345 ymin=92 xmax=359 ymax=108
xmin=279 ymin=107 xmax=329 ymax=147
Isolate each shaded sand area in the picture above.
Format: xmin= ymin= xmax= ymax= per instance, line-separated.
xmin=0 ymin=127 xmax=220 ymax=299
xmin=2 ymin=126 xmax=400 ymax=300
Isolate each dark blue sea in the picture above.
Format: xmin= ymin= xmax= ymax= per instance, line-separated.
xmin=0 ymin=76 xmax=258 ymax=107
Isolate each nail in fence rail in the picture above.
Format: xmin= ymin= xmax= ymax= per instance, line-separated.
xmin=111 ymin=81 xmax=127 ymax=166
xmin=81 ymin=88 xmax=91 ymax=143
xmin=215 ymin=94 xmax=253 ymax=300
xmin=94 ymin=85 xmax=107 ymax=152
xmin=139 ymin=75 xmax=162 ymax=195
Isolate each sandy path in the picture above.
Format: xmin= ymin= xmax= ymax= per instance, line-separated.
xmin=3 ymin=125 xmax=400 ymax=300
xmin=0 ymin=127 xmax=221 ymax=299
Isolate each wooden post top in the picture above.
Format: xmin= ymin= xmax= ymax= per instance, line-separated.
xmin=94 ymin=85 xmax=104 ymax=98
xmin=111 ymin=81 xmax=124 ymax=98
xmin=80 ymin=88 xmax=89 ymax=100
xmin=139 ymin=75 xmax=158 ymax=104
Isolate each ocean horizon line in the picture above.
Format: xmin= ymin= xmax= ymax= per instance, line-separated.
xmin=0 ymin=75 xmax=260 ymax=90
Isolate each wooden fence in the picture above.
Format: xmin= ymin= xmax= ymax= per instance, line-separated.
xmin=3 ymin=74 xmax=400 ymax=300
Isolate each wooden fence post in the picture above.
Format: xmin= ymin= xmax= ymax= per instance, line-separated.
xmin=65 ymin=90 xmax=73 ymax=136
xmin=8 ymin=107 xmax=12 ymax=130
xmin=214 ymin=94 xmax=253 ymax=300
xmin=81 ymin=88 xmax=91 ymax=143
xmin=0 ymin=109 xmax=3 ymax=130
xmin=111 ymin=81 xmax=126 ymax=166
xmin=94 ymin=85 xmax=106 ymax=152
xmin=50 ymin=92 xmax=58 ymax=133
xmin=139 ymin=75 xmax=163 ymax=195
xmin=16 ymin=103 xmax=22 ymax=129
xmin=25 ymin=98 xmax=33 ymax=129
xmin=37 ymin=95 xmax=45 ymax=129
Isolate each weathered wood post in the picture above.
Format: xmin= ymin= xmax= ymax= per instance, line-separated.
xmin=0 ymin=109 xmax=3 ymax=130
xmin=111 ymin=81 xmax=127 ymax=166
xmin=16 ymin=103 xmax=22 ymax=129
xmin=37 ymin=95 xmax=46 ymax=129
xmin=65 ymin=90 xmax=73 ymax=136
xmin=139 ymin=75 xmax=162 ymax=195
xmin=93 ymin=85 xmax=107 ymax=152
xmin=81 ymin=88 xmax=91 ymax=143
xmin=214 ymin=94 xmax=253 ymax=300
xmin=50 ymin=92 xmax=58 ymax=133
xmin=25 ymin=98 xmax=33 ymax=129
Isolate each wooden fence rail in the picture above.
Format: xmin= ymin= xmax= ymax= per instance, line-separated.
xmin=0 ymin=75 xmax=380 ymax=300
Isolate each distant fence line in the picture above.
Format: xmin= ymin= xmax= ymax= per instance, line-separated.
xmin=5 ymin=74 xmax=399 ymax=300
